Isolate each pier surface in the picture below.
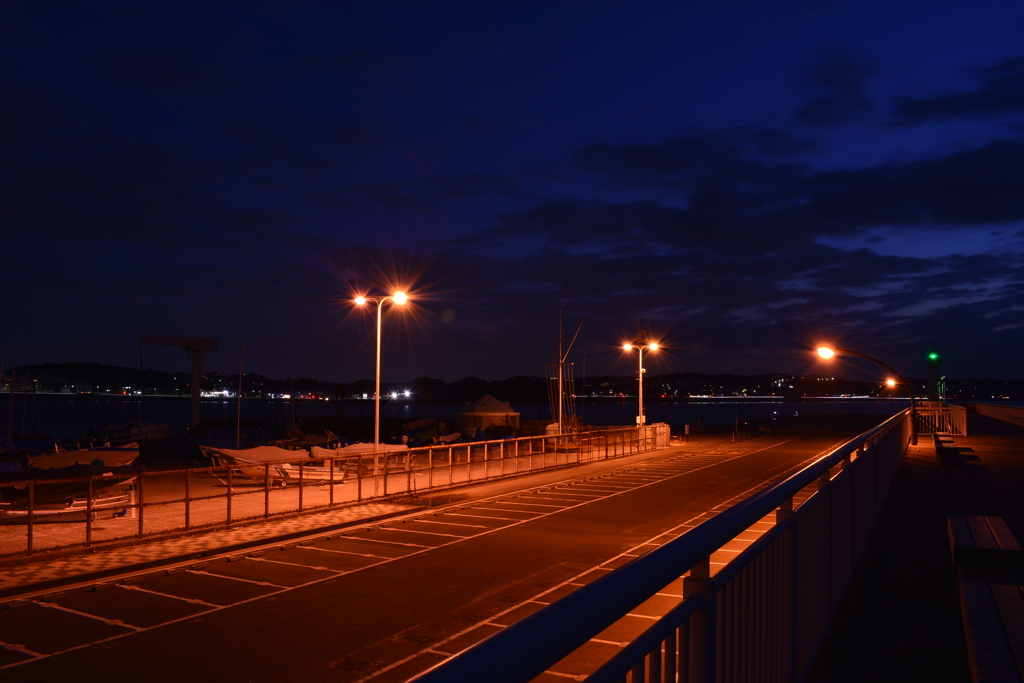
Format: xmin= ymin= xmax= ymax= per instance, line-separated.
xmin=807 ymin=411 xmax=1024 ymax=682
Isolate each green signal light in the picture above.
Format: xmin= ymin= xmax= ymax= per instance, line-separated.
xmin=928 ymin=353 xmax=939 ymax=360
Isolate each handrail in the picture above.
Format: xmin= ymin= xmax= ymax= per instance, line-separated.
xmin=410 ymin=409 xmax=909 ymax=683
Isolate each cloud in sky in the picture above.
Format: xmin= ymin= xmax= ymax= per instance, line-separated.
xmin=2 ymin=1 xmax=1023 ymax=382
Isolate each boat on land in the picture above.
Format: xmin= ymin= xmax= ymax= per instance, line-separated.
xmin=104 ymin=421 xmax=172 ymax=442
xmin=26 ymin=443 xmax=140 ymax=470
xmin=199 ymin=442 xmax=411 ymax=484
xmin=0 ymin=460 xmax=143 ymax=522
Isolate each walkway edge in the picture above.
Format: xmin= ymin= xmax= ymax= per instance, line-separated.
xmin=0 ymin=505 xmax=426 ymax=603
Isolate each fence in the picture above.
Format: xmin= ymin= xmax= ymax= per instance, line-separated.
xmin=412 ymin=409 xmax=912 ymax=683
xmin=0 ymin=424 xmax=669 ymax=558
xmin=915 ymin=403 xmax=967 ymax=436
xmin=963 ymin=402 xmax=1024 ymax=429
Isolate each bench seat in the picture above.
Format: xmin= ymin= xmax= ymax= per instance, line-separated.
xmin=950 ymin=515 xmax=1024 ymax=682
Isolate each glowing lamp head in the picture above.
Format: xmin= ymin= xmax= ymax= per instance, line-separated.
xmin=648 ymin=342 xmax=659 ymax=351
xmin=816 ymin=346 xmax=836 ymax=360
xmin=886 ymin=379 xmax=896 ymax=387
xmin=623 ymin=343 xmax=633 ymax=351
xmin=928 ymin=352 xmax=939 ymax=360
xmin=354 ymin=296 xmax=367 ymax=306
xmin=392 ymin=291 xmax=409 ymax=305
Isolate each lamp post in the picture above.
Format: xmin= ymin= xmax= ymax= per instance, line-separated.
xmin=816 ymin=345 xmax=918 ymax=445
xmin=623 ymin=332 xmax=658 ymax=426
xmin=355 ymin=291 xmax=409 ymax=446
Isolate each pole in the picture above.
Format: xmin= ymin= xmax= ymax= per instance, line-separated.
xmin=236 ymin=346 xmax=244 ymax=449
xmin=637 ymin=347 xmax=644 ymax=425
xmin=375 ymin=300 xmax=383 ymax=446
xmin=838 ymin=348 xmax=918 ymax=446
xmin=190 ymin=350 xmax=203 ymax=430
xmin=557 ymin=298 xmax=563 ymax=435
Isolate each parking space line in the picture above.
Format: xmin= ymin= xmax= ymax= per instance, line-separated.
xmin=186 ymin=569 xmax=280 ymax=587
xmin=36 ymin=600 xmax=143 ymax=631
xmin=119 ymin=584 xmax=219 ymax=607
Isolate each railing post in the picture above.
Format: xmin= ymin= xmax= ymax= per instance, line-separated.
xmin=407 ymin=449 xmax=412 ymax=493
xmin=683 ymin=557 xmax=716 ymax=683
xmin=357 ymin=454 xmax=363 ymax=502
xmin=777 ymin=498 xmax=798 ymax=683
xmin=329 ymin=456 xmax=335 ymax=506
xmin=86 ymin=476 xmax=93 ymax=546
xmin=818 ymin=470 xmax=834 ymax=632
xmin=185 ymin=467 xmax=192 ymax=529
xmin=27 ymin=482 xmax=34 ymax=554
xmin=226 ymin=467 xmax=233 ymax=524
xmin=264 ymin=463 xmax=270 ymax=518
xmin=428 ymin=447 xmax=434 ymax=489
xmin=137 ymin=474 xmax=145 ymax=538
xmin=298 ymin=460 xmax=304 ymax=511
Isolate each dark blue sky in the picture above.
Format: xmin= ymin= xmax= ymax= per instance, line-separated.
xmin=3 ymin=1 xmax=1023 ymax=383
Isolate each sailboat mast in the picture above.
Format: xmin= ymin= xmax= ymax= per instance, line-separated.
xmin=557 ymin=296 xmax=563 ymax=435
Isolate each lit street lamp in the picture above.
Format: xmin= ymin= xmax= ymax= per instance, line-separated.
xmin=816 ymin=345 xmax=918 ymax=445
xmin=355 ymin=291 xmax=410 ymax=446
xmin=623 ymin=332 xmax=658 ymax=426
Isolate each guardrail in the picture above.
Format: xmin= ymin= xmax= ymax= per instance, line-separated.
xmin=916 ymin=404 xmax=967 ymax=435
xmin=0 ymin=424 xmax=669 ymax=558
xmin=411 ymin=410 xmax=912 ymax=683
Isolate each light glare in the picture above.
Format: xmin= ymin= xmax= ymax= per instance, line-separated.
xmin=649 ymin=342 xmax=659 ymax=351
xmin=354 ymin=296 xmax=367 ymax=306
xmin=817 ymin=346 xmax=836 ymax=360
xmin=392 ymin=291 xmax=409 ymax=305
xmin=623 ymin=343 xmax=633 ymax=351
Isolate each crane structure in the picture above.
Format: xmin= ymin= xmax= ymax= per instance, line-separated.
xmin=140 ymin=335 xmax=218 ymax=429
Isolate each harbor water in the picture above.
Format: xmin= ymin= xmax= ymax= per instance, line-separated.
xmin=0 ymin=393 xmax=915 ymax=441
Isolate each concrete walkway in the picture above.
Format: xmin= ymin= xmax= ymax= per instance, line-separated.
xmin=807 ymin=411 xmax=1024 ymax=682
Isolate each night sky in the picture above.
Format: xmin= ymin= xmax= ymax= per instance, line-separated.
xmin=3 ymin=2 xmax=1023 ymax=384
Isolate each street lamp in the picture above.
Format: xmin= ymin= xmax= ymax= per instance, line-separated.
xmin=623 ymin=332 xmax=658 ymax=426
xmin=816 ymin=345 xmax=918 ymax=445
xmin=354 ymin=291 xmax=410 ymax=446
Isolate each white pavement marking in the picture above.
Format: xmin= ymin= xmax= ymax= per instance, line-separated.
xmin=0 ymin=436 xmax=812 ymax=677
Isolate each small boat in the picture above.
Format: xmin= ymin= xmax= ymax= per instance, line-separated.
xmin=0 ymin=463 xmax=143 ymax=521
xmin=26 ymin=443 xmax=140 ymax=470
xmin=105 ymin=421 xmax=172 ymax=442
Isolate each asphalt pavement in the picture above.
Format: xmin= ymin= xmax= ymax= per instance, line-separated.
xmin=0 ymin=432 xmax=843 ymax=682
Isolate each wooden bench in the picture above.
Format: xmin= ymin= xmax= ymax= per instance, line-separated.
xmin=935 ymin=432 xmax=958 ymax=465
xmin=949 ymin=515 xmax=1024 ymax=682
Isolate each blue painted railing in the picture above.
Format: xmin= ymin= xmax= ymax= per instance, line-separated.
xmin=411 ymin=410 xmax=911 ymax=683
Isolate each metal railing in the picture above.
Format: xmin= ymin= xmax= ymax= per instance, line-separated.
xmin=412 ymin=410 xmax=912 ymax=683
xmin=915 ymin=403 xmax=967 ymax=435
xmin=0 ymin=424 xmax=670 ymax=558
